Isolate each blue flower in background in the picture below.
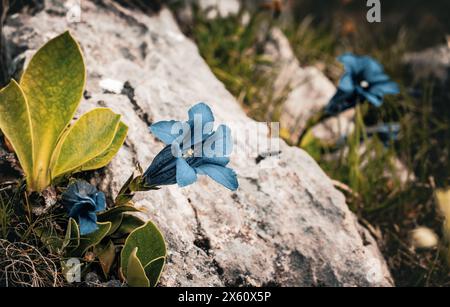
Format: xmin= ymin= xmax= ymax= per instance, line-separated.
xmin=325 ymin=53 xmax=400 ymax=115
xmin=144 ymin=103 xmax=238 ymax=191
xmin=62 ymin=180 xmax=106 ymax=235
xmin=367 ymin=123 xmax=401 ymax=147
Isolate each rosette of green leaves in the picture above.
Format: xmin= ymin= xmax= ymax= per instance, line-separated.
xmin=0 ymin=31 xmax=127 ymax=192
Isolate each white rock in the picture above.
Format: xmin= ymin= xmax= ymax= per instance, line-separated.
xmin=198 ymin=0 xmax=241 ymax=19
xmin=99 ymin=78 xmax=124 ymax=94
xmin=410 ymin=227 xmax=439 ymax=249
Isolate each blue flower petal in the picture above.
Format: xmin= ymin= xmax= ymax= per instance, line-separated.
xmin=365 ymin=72 xmax=390 ymax=84
xmin=176 ymin=158 xmax=197 ymax=187
xmin=362 ymin=56 xmax=384 ymax=76
xmin=66 ymin=197 xmax=96 ymax=217
xmin=94 ymin=192 xmax=106 ymax=213
xmin=338 ymin=73 xmax=355 ymax=92
xmin=145 ymin=145 xmax=175 ymax=176
xmin=78 ymin=213 xmax=99 ymax=235
xmin=363 ymin=91 xmax=383 ymax=107
xmin=195 ymin=164 xmax=238 ymax=191
xmin=370 ymin=81 xmax=400 ymax=95
xmin=203 ymin=125 xmax=233 ymax=158
xmin=150 ymin=120 xmax=184 ymax=145
xmin=338 ymin=53 xmax=363 ymax=74
xmin=62 ymin=181 xmax=106 ymax=235
xmin=188 ymin=103 xmax=215 ymax=141
xmin=188 ymin=103 xmax=214 ymax=125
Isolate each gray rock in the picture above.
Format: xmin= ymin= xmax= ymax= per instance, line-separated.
xmin=177 ymin=0 xmax=240 ymax=20
xmin=265 ymin=28 xmax=354 ymax=144
xmin=403 ymin=43 xmax=450 ymax=82
xmin=198 ymin=0 xmax=240 ymax=18
xmin=3 ymin=0 xmax=392 ymax=286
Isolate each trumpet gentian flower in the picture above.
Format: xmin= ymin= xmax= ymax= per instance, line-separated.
xmin=144 ymin=103 xmax=238 ymax=191
xmin=62 ymin=180 xmax=106 ymax=235
xmin=325 ymin=53 xmax=399 ymax=115
xmin=367 ymin=122 xmax=401 ymax=147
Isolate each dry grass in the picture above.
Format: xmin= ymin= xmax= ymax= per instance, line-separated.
xmin=0 ymin=239 xmax=64 ymax=287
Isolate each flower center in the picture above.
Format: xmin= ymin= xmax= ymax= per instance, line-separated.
xmin=360 ymin=80 xmax=370 ymax=89
xmin=182 ymin=148 xmax=194 ymax=159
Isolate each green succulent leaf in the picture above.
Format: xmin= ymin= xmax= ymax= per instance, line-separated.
xmin=0 ymin=80 xmax=34 ymax=185
xmin=79 ymin=121 xmax=128 ymax=172
xmin=97 ymin=205 xmax=141 ymax=222
xmin=112 ymin=214 xmax=145 ymax=239
xmin=0 ymin=31 xmax=128 ymax=192
xmin=144 ymin=256 xmax=165 ymax=287
xmin=63 ymin=218 xmax=80 ymax=252
xmin=51 ymin=108 xmax=122 ymax=179
xmin=94 ymin=240 xmax=116 ymax=277
xmin=97 ymin=206 xmax=144 ymax=236
xmin=120 ymin=220 xmax=166 ymax=286
xmin=20 ymin=31 xmax=85 ymax=191
xmin=71 ymin=221 xmax=112 ymax=257
xmin=126 ymin=248 xmax=150 ymax=287
xmin=105 ymin=213 xmax=124 ymax=237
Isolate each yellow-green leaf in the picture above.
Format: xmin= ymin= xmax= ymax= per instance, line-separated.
xmin=0 ymin=80 xmax=34 ymax=183
xmin=79 ymin=121 xmax=128 ymax=172
xmin=20 ymin=31 xmax=85 ymax=192
xmin=126 ymin=248 xmax=150 ymax=287
xmin=51 ymin=108 xmax=121 ymax=178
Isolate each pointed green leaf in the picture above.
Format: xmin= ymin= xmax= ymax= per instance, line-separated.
xmin=112 ymin=214 xmax=145 ymax=239
xmin=120 ymin=221 xmax=166 ymax=277
xmin=71 ymin=221 xmax=112 ymax=257
xmin=126 ymin=248 xmax=150 ymax=287
xmin=94 ymin=240 xmax=116 ymax=277
xmin=105 ymin=213 xmax=124 ymax=237
xmin=79 ymin=121 xmax=128 ymax=172
xmin=144 ymin=256 xmax=165 ymax=287
xmin=63 ymin=218 xmax=80 ymax=252
xmin=19 ymin=31 xmax=85 ymax=191
xmin=51 ymin=108 xmax=121 ymax=178
xmin=0 ymin=80 xmax=34 ymax=184
xmin=97 ymin=205 xmax=141 ymax=223
xmin=97 ymin=206 xmax=142 ymax=237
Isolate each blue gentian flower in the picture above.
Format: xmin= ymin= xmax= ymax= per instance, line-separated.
xmin=62 ymin=180 xmax=106 ymax=235
xmin=367 ymin=123 xmax=401 ymax=147
xmin=325 ymin=53 xmax=400 ymax=115
xmin=144 ymin=103 xmax=238 ymax=191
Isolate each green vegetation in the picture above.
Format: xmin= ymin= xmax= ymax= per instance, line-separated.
xmin=0 ymin=32 xmax=128 ymax=192
xmin=0 ymin=32 xmax=166 ymax=287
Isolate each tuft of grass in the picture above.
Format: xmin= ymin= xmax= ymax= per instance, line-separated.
xmin=0 ymin=239 xmax=63 ymax=287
